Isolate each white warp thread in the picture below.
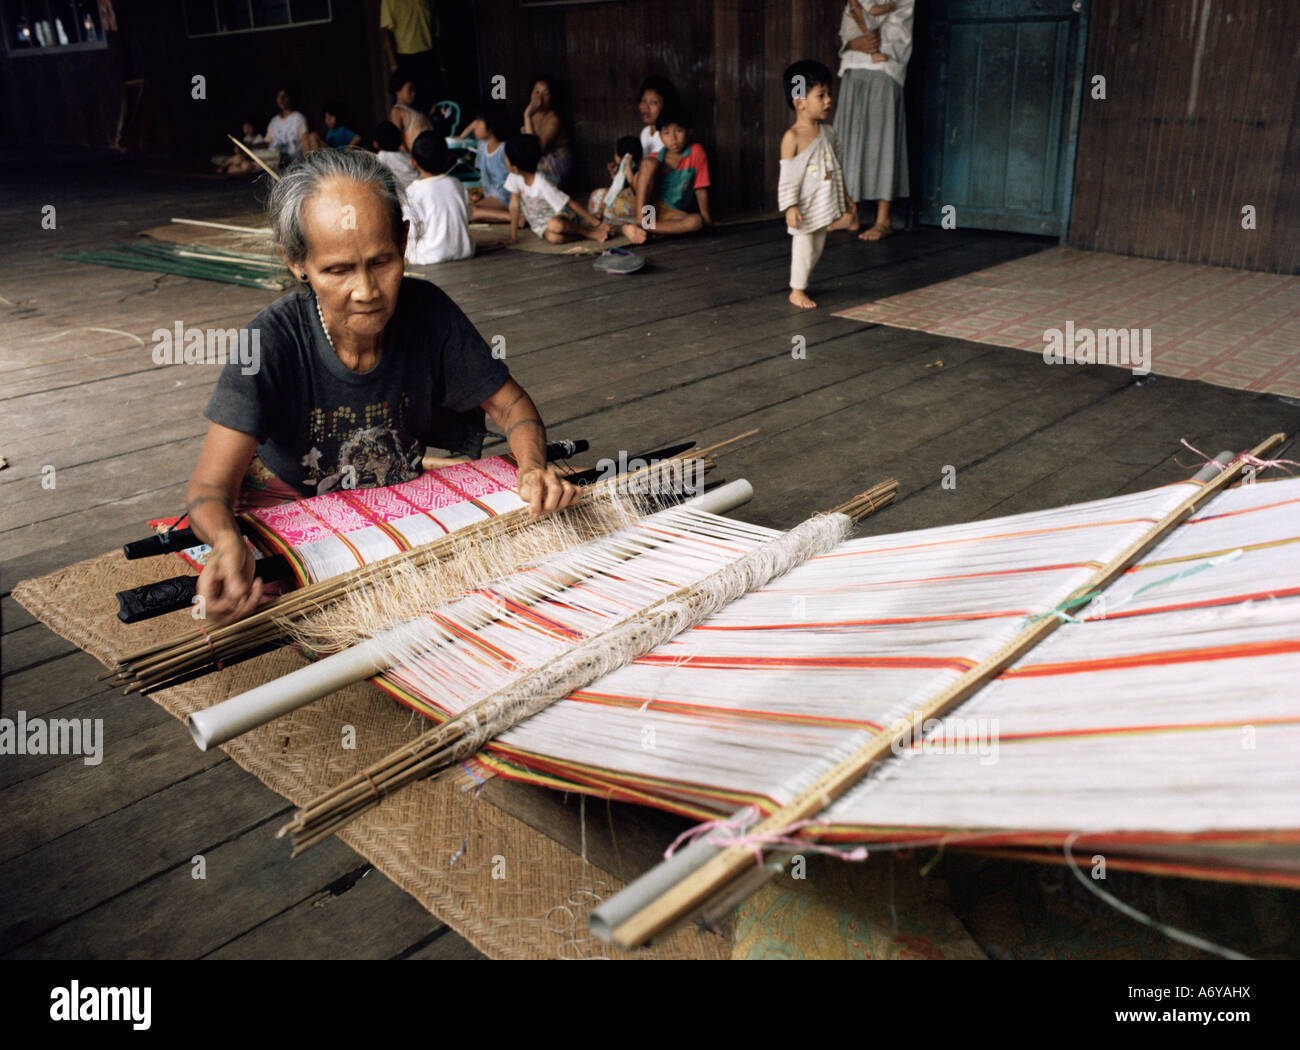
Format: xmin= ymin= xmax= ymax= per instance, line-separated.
xmin=449 ymin=513 xmax=852 ymax=756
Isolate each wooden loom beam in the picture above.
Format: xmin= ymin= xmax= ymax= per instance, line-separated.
xmin=605 ymin=433 xmax=1289 ymax=949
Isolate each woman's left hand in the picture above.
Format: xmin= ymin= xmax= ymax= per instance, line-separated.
xmin=517 ymin=465 xmax=580 ymax=517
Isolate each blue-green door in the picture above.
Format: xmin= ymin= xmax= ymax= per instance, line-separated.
xmin=920 ymin=0 xmax=1088 ymax=236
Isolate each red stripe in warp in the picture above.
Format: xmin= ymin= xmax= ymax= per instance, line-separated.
xmin=1187 ymin=494 xmax=1300 ymax=525
xmin=1091 ymin=586 xmax=1300 ymax=620
xmin=696 ymin=610 xmax=1027 ymax=630
xmin=1004 ymin=637 xmax=1300 ymax=678
xmin=634 ymin=654 xmax=974 ymax=671
xmin=994 ymin=715 xmax=1300 ymax=744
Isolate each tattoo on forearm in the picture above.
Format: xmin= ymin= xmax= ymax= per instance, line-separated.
xmin=504 ymin=417 xmax=544 ymax=440
xmin=186 ymin=494 xmax=232 ymax=516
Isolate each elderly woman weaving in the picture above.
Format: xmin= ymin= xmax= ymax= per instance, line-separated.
xmin=186 ymin=149 xmax=578 ymax=625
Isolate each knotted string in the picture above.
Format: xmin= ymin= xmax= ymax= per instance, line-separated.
xmin=664 ymin=805 xmax=870 ymax=868
xmin=1178 ymin=438 xmax=1300 ymax=477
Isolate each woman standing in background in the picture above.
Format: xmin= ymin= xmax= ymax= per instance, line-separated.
xmin=833 ymin=1 xmax=914 ymax=241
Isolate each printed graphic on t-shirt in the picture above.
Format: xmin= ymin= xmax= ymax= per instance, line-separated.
xmin=302 ymin=396 xmax=423 ymax=494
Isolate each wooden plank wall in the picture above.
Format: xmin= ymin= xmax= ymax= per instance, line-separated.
xmin=0 ymin=0 xmax=390 ymax=157
xmin=475 ymin=0 xmax=851 ymax=217
xmin=1069 ymin=0 xmax=1300 ymax=273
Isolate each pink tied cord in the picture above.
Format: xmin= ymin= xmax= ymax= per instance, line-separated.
xmin=664 ymin=805 xmax=870 ymax=868
xmin=1178 ymin=438 xmax=1300 ymax=478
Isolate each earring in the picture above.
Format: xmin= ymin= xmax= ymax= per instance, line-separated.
xmin=300 ymin=273 xmax=309 ymax=280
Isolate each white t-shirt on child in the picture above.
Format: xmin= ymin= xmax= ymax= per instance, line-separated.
xmin=503 ymin=171 xmax=571 ymax=236
xmin=378 ymin=149 xmax=419 ymax=190
xmin=404 ymin=174 xmax=473 ymax=265
xmin=503 ymin=171 xmax=569 ymax=211
xmin=267 ymin=111 xmax=307 ymax=158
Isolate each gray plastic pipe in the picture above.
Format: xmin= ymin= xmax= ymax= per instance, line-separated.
xmin=186 ymin=479 xmax=756 ymax=752
xmin=1192 ymin=451 xmax=1234 ymax=483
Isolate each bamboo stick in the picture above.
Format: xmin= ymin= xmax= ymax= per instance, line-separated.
xmin=603 ymin=433 xmax=1287 ymax=949
xmin=228 ymin=134 xmax=282 ymax=182
xmin=171 ymin=218 xmax=272 ymax=234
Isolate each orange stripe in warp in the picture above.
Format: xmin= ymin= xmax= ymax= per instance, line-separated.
xmin=994 ymin=715 xmax=1300 ymax=744
xmin=696 ymin=610 xmax=1026 ymax=630
xmin=566 ymin=689 xmax=888 ymax=730
xmin=814 ymin=514 xmax=1160 ymax=559
xmin=1004 ymin=637 xmax=1300 ymax=678
xmin=634 ymin=653 xmax=975 ymax=671
xmin=430 ymin=608 xmax=519 ymax=666
xmin=763 ymin=561 xmax=1097 ymax=593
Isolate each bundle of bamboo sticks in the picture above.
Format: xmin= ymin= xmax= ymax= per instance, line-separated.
xmin=105 ymin=444 xmax=736 ymax=693
xmin=279 ymin=477 xmax=899 ymax=854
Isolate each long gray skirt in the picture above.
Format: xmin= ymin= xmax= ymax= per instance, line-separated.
xmin=834 ymin=69 xmax=909 ymax=202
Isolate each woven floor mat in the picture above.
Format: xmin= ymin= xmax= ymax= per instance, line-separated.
xmin=11 ymin=550 xmax=727 ymax=959
xmin=834 ymin=246 xmax=1300 ymax=399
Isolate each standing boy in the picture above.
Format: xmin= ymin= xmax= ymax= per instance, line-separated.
xmin=780 ymin=60 xmax=854 ymax=308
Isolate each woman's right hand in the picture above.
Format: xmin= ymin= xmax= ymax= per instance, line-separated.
xmin=196 ymin=533 xmax=264 ymax=626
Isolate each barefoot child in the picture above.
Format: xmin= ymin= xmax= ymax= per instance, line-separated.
xmin=503 ymin=134 xmax=611 ymax=246
xmin=457 ymin=101 xmax=513 ymax=223
xmin=780 ymin=60 xmax=853 ymax=309
xmin=404 ymin=132 xmax=474 ymax=264
xmin=622 ymin=105 xmax=711 ymax=244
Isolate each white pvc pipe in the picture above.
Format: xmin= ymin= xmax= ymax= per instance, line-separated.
xmin=681 ymin=478 xmax=753 ymax=515
xmin=186 ymin=478 xmax=757 ymax=751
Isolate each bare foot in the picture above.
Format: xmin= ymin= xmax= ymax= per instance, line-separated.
xmin=586 ymin=222 xmax=612 ymax=243
xmin=828 ymin=210 xmax=859 ymax=233
xmin=858 ymin=222 xmax=893 ymax=241
xmin=622 ymin=223 xmax=648 ymax=245
xmin=789 ymin=288 xmax=817 ymax=309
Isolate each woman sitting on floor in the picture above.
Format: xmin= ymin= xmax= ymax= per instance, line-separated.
xmin=521 ymin=76 xmax=573 ymax=189
xmin=186 ymin=149 xmax=578 ymax=624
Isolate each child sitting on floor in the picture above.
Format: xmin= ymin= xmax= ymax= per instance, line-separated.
xmin=323 ymin=101 xmax=362 ymax=149
xmin=457 ymin=100 xmax=514 ymax=223
xmin=404 ymin=132 xmax=474 ymax=264
xmin=622 ymin=104 xmax=711 ymax=244
xmin=588 ymin=135 xmax=642 ymax=224
xmin=503 ymin=134 xmax=610 ymax=246
xmin=779 ymin=59 xmax=854 ymax=309
xmin=373 ymin=120 xmax=418 ymax=190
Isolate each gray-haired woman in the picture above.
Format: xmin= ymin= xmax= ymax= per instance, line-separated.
xmin=186 ymin=148 xmax=577 ymax=624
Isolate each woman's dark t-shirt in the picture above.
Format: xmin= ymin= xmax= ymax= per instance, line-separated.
xmin=205 ymin=278 xmax=509 ymax=496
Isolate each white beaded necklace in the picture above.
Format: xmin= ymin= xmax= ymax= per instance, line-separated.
xmin=313 ymin=292 xmax=337 ymax=353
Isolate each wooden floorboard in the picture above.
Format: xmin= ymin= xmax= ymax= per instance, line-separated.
xmin=2 ymin=147 xmax=1297 ymax=960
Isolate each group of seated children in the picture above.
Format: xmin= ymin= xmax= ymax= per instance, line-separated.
xmin=584 ymin=75 xmax=711 ymax=244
